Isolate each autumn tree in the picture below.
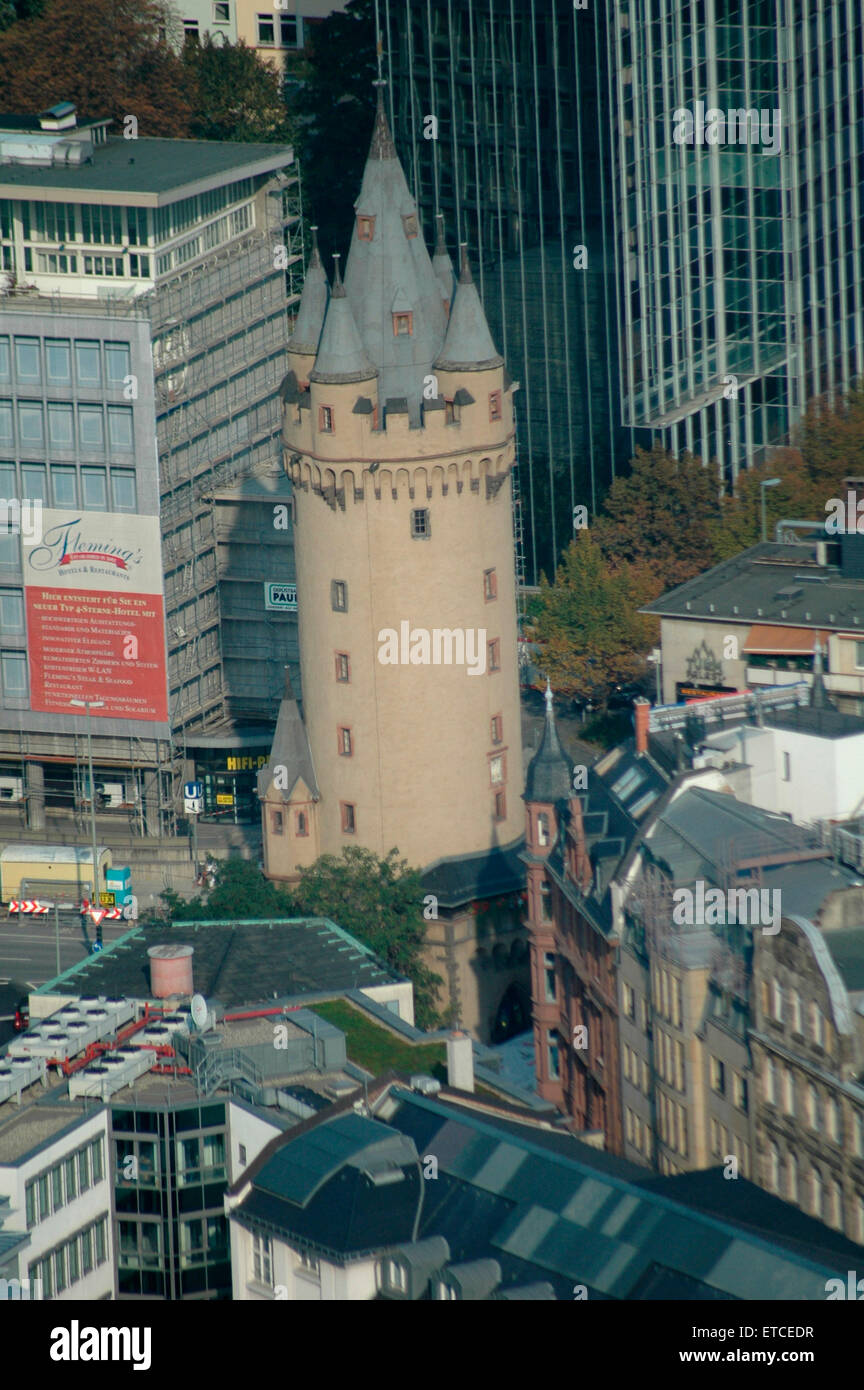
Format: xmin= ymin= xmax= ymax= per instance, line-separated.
xmin=792 ymin=381 xmax=864 ymax=499
xmin=589 ymin=444 xmax=723 ymax=589
xmin=0 ymin=0 xmax=192 ymax=136
xmin=184 ymin=35 xmax=296 ymax=144
xmin=531 ymin=530 xmax=656 ymax=706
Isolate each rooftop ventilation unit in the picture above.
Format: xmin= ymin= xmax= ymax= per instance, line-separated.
xmin=0 ymin=1055 xmax=46 ymax=1104
xmin=69 ymin=1048 xmax=157 ymax=1101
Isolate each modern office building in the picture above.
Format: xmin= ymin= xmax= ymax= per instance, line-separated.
xmin=0 ymin=104 xmax=304 ymax=828
xmin=603 ymin=0 xmax=864 ymax=487
xmin=383 ymin=0 xmax=634 ymax=584
xmin=385 ymin=0 xmax=864 ymax=564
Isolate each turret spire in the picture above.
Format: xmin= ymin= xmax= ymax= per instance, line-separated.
xmin=434 ymin=243 xmax=504 ymax=373
xmin=288 ymin=225 xmax=329 ymax=358
xmin=524 ymin=681 xmax=574 ymax=804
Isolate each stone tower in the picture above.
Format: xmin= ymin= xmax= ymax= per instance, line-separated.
xmin=260 ymin=91 xmax=527 ymax=1033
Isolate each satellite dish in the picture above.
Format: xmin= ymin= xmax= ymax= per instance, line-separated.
xmin=190 ymin=993 xmax=208 ymax=1030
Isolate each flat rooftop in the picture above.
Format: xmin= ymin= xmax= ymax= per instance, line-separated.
xmin=0 ymin=136 xmax=294 ymax=201
xmin=0 ymin=1101 xmax=85 ymax=1165
xmin=36 ymin=916 xmax=403 ymax=1011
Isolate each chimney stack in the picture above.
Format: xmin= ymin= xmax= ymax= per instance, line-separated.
xmin=634 ymin=697 xmax=651 ymax=755
xmin=446 ymin=1031 xmax=474 ymax=1092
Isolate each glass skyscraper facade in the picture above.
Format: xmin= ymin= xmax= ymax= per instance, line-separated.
xmin=605 ymin=0 xmax=864 ymax=485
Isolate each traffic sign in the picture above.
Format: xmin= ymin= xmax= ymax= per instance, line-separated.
xmin=184 ymin=796 xmax=203 ymax=814
xmin=9 ymin=900 xmax=49 ymax=915
xmin=184 ymin=781 xmax=203 ymax=800
xmin=98 ymin=891 xmax=116 ymax=907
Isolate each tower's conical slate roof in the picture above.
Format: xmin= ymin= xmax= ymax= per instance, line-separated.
xmin=310 ymin=255 xmax=378 ymax=385
xmin=432 ymin=213 xmax=456 ymax=310
xmin=435 ymin=246 xmax=504 ymax=373
xmin=258 ymin=668 xmax=319 ymax=801
xmin=343 ymin=86 xmax=446 ymax=420
xmin=289 ymin=226 xmax=329 ymax=356
xmin=524 ymin=683 xmax=574 ymax=804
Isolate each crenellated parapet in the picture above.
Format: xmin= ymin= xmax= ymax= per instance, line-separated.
xmin=286 ymin=450 xmax=515 ymax=506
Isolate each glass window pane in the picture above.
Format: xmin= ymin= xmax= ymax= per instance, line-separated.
xmin=81 ymin=1228 xmax=93 ymax=1272
xmin=15 ymin=337 xmax=40 ymax=383
xmin=17 ymin=402 xmax=43 ymax=446
xmin=0 ymin=337 xmax=9 ymax=382
xmin=91 ymin=1137 xmax=104 ymax=1182
xmin=1 ymin=651 xmax=27 ymax=696
xmin=51 ymin=1164 xmax=64 ymax=1210
xmin=67 ymin=1238 xmax=80 ymax=1285
xmin=46 ymin=339 xmax=71 ymax=383
xmin=0 ymin=590 xmax=24 ymax=633
xmin=77 ymin=1146 xmax=90 ymax=1190
xmin=107 ymin=406 xmax=133 ymax=450
xmin=75 ymin=340 xmax=101 ymax=386
xmin=64 ymin=1154 xmax=77 ymax=1201
xmin=111 ymin=469 xmax=137 ymax=510
xmin=51 ymin=465 xmax=77 ymax=506
xmin=21 ymin=464 xmax=47 ymax=503
xmin=0 ymin=530 xmax=18 ymax=567
xmin=78 ymin=406 xmax=104 ymax=450
xmin=81 ymin=467 xmax=107 ymax=509
xmin=48 ymin=403 xmax=74 ymax=448
xmin=105 ymin=342 xmax=131 ymax=385
xmin=0 ymin=403 xmax=11 ymax=446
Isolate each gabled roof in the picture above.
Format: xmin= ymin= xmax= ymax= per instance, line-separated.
xmin=434 ymin=245 xmax=504 ymax=373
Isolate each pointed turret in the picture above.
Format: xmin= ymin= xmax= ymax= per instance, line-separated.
xmin=258 ymin=667 xmax=319 ymax=803
xmin=288 ymin=226 xmax=329 ymax=357
xmin=310 ymin=254 xmax=378 ymax=385
xmin=435 ymin=245 xmax=504 ymax=373
xmin=432 ymin=213 xmax=456 ymax=313
xmin=524 ymin=682 xmax=574 ymax=804
xmin=343 ymin=84 xmax=446 ymax=420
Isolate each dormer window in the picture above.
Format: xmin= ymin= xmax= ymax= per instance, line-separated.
xmin=402 ymin=213 xmax=418 ymax=238
xmin=357 ymin=215 xmax=375 ymax=241
xmin=393 ymin=312 xmax=413 ymax=336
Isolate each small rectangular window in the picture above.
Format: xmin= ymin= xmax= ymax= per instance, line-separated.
xmin=46 ymin=339 xmax=71 ymax=383
xmin=75 ymin=340 xmax=101 ymax=386
xmin=341 ymin=801 xmax=356 ymax=833
xmin=48 ymin=403 xmax=74 ymax=448
xmin=490 ymin=714 xmax=502 ymax=743
xmin=214 ymin=1 xmax=230 ymax=20
xmin=280 ymin=14 xmax=298 ymax=45
xmin=483 ymin=568 xmax=497 ymax=600
xmin=357 ymin=216 xmax=375 ymax=241
xmin=271 ymin=809 xmax=284 ymax=834
xmin=489 ymin=753 xmax=505 ymax=785
xmin=1 ymin=650 xmax=28 ymax=698
xmin=393 ymin=312 xmax=412 ymax=336
xmin=239 ymin=1143 xmax=247 ymax=1165
xmin=335 ymin=652 xmax=350 ymax=682
xmin=319 ymin=405 xmax=333 ymax=432
xmin=108 ymin=406 xmax=134 ymax=450
xmin=15 ymin=337 xmax=41 ymax=383
xmin=445 ymin=398 xmax=456 ymax=424
xmin=410 ymin=507 xmax=429 ymax=538
xmin=489 ymin=389 xmax=502 ymax=421
xmin=0 ymin=589 xmax=25 ymax=633
xmin=105 ymin=342 xmax=131 ymax=385
xmin=331 ymin=579 xmax=348 ymax=612
xmin=488 ymin=638 xmax=500 ymax=671
xmin=494 ymin=789 xmax=506 ymax=821
xmin=78 ymin=406 xmax=104 ymax=451
xmin=338 ymin=726 xmax=353 ymax=756
xmin=257 ymin=13 xmax=275 ymax=44
xmin=296 ymin=809 xmax=308 ymax=836
xmin=111 ymin=469 xmax=137 ymax=511
xmin=82 ymin=466 xmax=107 ymax=510
xmin=782 ymin=751 xmax=791 ymax=781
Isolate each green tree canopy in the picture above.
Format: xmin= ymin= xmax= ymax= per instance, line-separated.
xmin=184 ymin=35 xmax=296 ymax=143
xmin=531 ymin=530 xmax=656 ymax=705
xmin=294 ymin=846 xmax=442 ymax=1028
xmin=159 ymin=856 xmax=298 ymax=922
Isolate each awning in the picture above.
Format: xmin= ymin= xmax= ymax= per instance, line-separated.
xmin=742 ymin=625 xmax=826 ymax=655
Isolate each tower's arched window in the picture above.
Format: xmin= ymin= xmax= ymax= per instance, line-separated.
xmin=537 ymin=812 xmax=550 ymax=846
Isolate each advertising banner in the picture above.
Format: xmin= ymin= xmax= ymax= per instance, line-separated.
xmin=23 ymin=509 xmax=168 ymax=723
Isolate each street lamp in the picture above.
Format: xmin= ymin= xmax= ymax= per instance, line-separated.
xmin=70 ymin=698 xmax=105 ymax=944
xmin=760 ymin=477 xmax=782 ymax=543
